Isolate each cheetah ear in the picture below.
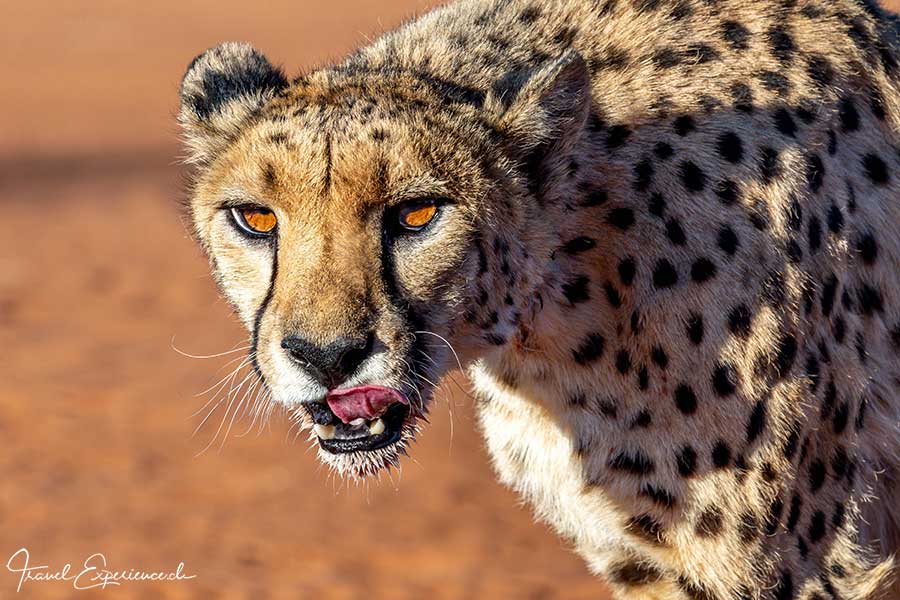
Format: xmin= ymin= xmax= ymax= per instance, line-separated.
xmin=179 ymin=42 xmax=288 ymax=164
xmin=486 ymin=50 xmax=591 ymax=163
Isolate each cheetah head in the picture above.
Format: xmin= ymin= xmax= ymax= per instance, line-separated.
xmin=179 ymin=42 xmax=591 ymax=478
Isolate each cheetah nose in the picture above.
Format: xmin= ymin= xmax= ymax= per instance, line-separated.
xmin=281 ymin=332 xmax=373 ymax=388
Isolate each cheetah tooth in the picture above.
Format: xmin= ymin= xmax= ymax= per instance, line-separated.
xmin=314 ymin=424 xmax=336 ymax=440
xmin=368 ymin=418 xmax=385 ymax=435
xmin=349 ymin=417 xmax=367 ymax=428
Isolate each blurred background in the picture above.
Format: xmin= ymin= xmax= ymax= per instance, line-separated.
xmin=0 ymin=1 xmax=614 ymax=598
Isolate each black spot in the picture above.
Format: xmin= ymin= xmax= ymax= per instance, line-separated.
xmin=653 ymin=259 xmax=679 ymax=289
xmin=641 ymin=484 xmax=676 ymax=507
xmin=832 ymin=503 xmax=846 ymax=530
xmin=632 ymin=408 xmax=652 ymax=428
xmin=676 ymin=445 xmax=697 ymax=477
xmin=717 ymin=226 xmax=739 ymax=256
xmin=690 ymin=258 xmax=717 ymax=283
xmin=518 ymin=5 xmax=541 ymax=23
xmin=766 ymin=497 xmax=784 ymax=535
xmin=674 ymin=384 xmax=698 ymax=415
xmin=827 ymin=203 xmax=844 ymax=234
xmin=714 ymin=179 xmax=739 ymax=205
xmin=609 ymin=561 xmax=662 ymax=586
xmin=787 ymin=493 xmax=803 ymax=532
xmin=863 ymin=153 xmax=890 ymax=184
xmin=822 ymin=379 xmax=837 ymax=420
xmin=787 ymin=197 xmax=803 ymax=231
xmin=604 ymin=282 xmax=623 ymax=308
xmin=634 ymin=0 xmax=663 ymax=12
xmin=562 ymin=236 xmax=596 ymax=254
xmin=626 ymin=514 xmax=664 ymax=544
xmin=858 ymin=284 xmax=883 ymax=315
xmin=787 ymin=239 xmax=803 ymax=263
xmin=750 ymin=203 xmax=770 ymax=231
xmin=808 ymin=215 xmax=822 ymax=253
xmin=738 ymin=511 xmax=759 ymax=544
xmin=833 ymin=401 xmax=850 ymax=434
xmin=609 ymin=450 xmax=654 ymax=475
xmin=607 ymin=207 xmax=635 ymax=229
xmin=767 ymin=25 xmax=796 ymax=63
xmin=828 ymin=130 xmax=838 ymax=155
xmin=856 ymin=233 xmax=878 ymax=265
xmin=680 ymin=161 xmax=707 ymax=192
xmin=795 ymin=100 xmax=816 ymax=123
xmin=806 ymin=354 xmax=821 ymax=392
xmin=686 ymin=313 xmax=704 ymax=345
xmin=774 ymin=108 xmax=798 ymax=137
xmin=712 ymin=362 xmax=739 ymax=396
xmin=616 ymin=349 xmax=632 ymax=374
xmin=634 ymin=159 xmax=654 ymax=191
xmin=806 ymin=154 xmax=825 ymax=193
xmin=652 ymin=47 xmax=683 ymax=68
xmin=687 ymin=42 xmax=719 ymax=64
xmin=562 ymin=275 xmax=591 ymax=305
xmin=807 ymin=54 xmax=834 ymax=87
xmin=870 ymin=87 xmax=887 ymax=119
xmin=774 ymin=571 xmax=793 ymax=600
xmin=731 ymin=82 xmax=755 ymax=112
xmin=711 ymin=440 xmax=731 ymax=468
xmin=666 ymin=218 xmax=687 ymax=245
xmin=648 ymin=192 xmax=666 ymax=217
xmin=759 ymin=71 xmax=791 ymax=96
xmin=809 ymin=459 xmax=826 ymax=492
xmin=728 ymin=304 xmax=752 ymax=338
xmin=581 ymin=187 xmax=608 ymax=207
xmin=809 ymin=510 xmax=826 ymax=543
xmin=572 ymin=333 xmax=605 ymax=365
xmin=839 ymin=97 xmax=859 ymax=131
xmin=797 ymin=536 xmax=809 ymax=559
xmin=832 ymin=446 xmax=848 ymax=479
xmin=654 ymin=142 xmax=674 ymax=160
xmin=695 ymin=506 xmax=724 ymax=537
xmin=773 ymin=334 xmax=798 ymax=379
xmin=651 ymin=346 xmax=669 ymax=369
xmin=722 ymin=21 xmax=751 ymax=51
xmin=618 ymin=258 xmax=636 ymax=285
xmin=747 ymin=401 xmax=767 ymax=444
xmin=717 ymin=132 xmax=744 ymax=163
xmin=760 ymin=147 xmax=781 ymax=182
xmin=822 ymin=273 xmax=838 ymax=316
xmin=674 ymin=115 xmax=696 ymax=136
xmin=606 ymin=125 xmax=632 ymax=149
xmin=833 ymin=316 xmax=846 ymax=344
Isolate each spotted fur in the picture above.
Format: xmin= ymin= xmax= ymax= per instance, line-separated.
xmin=179 ymin=0 xmax=900 ymax=597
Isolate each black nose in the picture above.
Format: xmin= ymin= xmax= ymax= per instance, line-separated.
xmin=281 ymin=333 xmax=373 ymax=387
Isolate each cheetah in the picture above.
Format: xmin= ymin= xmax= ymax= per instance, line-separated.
xmin=178 ymin=0 xmax=900 ymax=597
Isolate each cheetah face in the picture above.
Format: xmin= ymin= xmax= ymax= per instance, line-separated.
xmin=179 ymin=43 xmax=590 ymax=477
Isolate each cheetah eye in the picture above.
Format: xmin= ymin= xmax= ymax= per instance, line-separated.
xmin=230 ymin=206 xmax=278 ymax=237
xmin=397 ymin=200 xmax=439 ymax=231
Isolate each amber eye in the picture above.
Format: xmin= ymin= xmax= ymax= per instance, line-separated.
xmin=230 ymin=206 xmax=277 ymax=237
xmin=397 ymin=201 xmax=438 ymax=231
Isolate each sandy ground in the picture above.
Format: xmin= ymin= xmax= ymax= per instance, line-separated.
xmin=5 ymin=1 xmax=900 ymax=598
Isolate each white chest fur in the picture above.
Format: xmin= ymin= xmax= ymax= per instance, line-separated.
xmin=469 ymin=363 xmax=627 ymax=572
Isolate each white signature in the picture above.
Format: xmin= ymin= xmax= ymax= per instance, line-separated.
xmin=5 ymin=548 xmax=196 ymax=592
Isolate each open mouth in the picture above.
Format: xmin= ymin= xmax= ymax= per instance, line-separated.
xmin=303 ymin=385 xmax=410 ymax=454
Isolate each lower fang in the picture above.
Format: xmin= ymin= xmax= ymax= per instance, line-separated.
xmin=368 ymin=418 xmax=385 ymax=435
xmin=314 ymin=424 xmax=336 ymax=440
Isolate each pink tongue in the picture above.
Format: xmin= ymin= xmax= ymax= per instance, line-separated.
xmin=325 ymin=386 xmax=408 ymax=424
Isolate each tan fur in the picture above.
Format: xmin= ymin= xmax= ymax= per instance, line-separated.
xmin=179 ymin=0 xmax=900 ymax=597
